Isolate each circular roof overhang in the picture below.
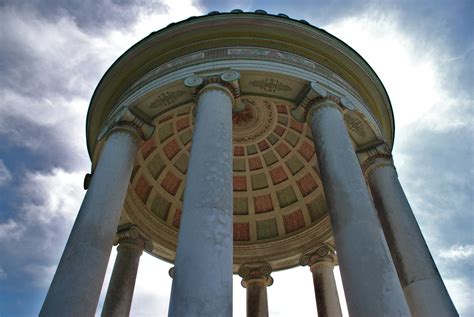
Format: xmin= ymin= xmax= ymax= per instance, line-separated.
xmin=86 ymin=11 xmax=394 ymax=157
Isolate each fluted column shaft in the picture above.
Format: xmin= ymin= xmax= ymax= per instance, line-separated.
xmin=40 ymin=112 xmax=152 ymax=316
xmin=169 ymin=80 xmax=234 ymax=316
xmin=367 ymin=159 xmax=458 ymax=316
xmin=308 ymin=99 xmax=410 ymax=316
xmin=102 ymin=226 xmax=150 ymax=317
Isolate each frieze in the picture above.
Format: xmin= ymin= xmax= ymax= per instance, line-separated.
xmin=344 ymin=113 xmax=367 ymax=138
xmin=124 ymin=46 xmax=357 ymax=99
xmin=227 ymin=48 xmax=316 ymax=69
xmin=148 ymin=90 xmax=186 ymax=109
xmin=249 ymin=78 xmax=292 ymax=93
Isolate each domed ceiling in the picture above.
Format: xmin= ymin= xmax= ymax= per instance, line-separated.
xmin=85 ymin=12 xmax=391 ymax=271
xmin=111 ymin=62 xmax=385 ymax=271
xmin=129 ymin=96 xmax=327 ymax=244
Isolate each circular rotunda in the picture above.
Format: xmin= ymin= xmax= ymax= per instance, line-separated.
xmin=40 ymin=10 xmax=458 ymax=317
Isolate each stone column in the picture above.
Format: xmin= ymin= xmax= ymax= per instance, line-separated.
xmin=102 ymin=225 xmax=152 ymax=317
xmin=363 ymin=147 xmax=458 ymax=316
xmin=295 ymin=83 xmax=410 ymax=316
xmin=168 ymin=71 xmax=239 ymax=317
xmin=238 ymin=263 xmax=273 ymax=317
xmin=300 ymin=244 xmax=342 ymax=317
xmin=40 ymin=109 xmax=154 ymax=317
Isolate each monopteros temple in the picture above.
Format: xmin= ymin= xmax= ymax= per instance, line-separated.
xmin=40 ymin=10 xmax=458 ymax=317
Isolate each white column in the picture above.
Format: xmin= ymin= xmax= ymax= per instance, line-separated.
xmin=300 ymin=245 xmax=342 ymax=317
xmin=305 ymin=91 xmax=410 ymax=316
xmin=40 ymin=109 xmax=154 ymax=317
xmin=238 ymin=263 xmax=273 ymax=317
xmin=102 ymin=226 xmax=151 ymax=317
xmin=168 ymin=72 xmax=237 ymax=316
xmin=365 ymin=154 xmax=458 ymax=316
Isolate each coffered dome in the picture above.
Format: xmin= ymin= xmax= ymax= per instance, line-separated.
xmin=86 ymin=11 xmax=394 ymax=271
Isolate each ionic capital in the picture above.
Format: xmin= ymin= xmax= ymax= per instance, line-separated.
xmin=98 ymin=107 xmax=155 ymax=141
xmin=238 ymin=263 xmax=274 ymax=288
xmin=184 ymin=70 xmax=243 ymax=112
xmin=358 ymin=141 xmax=394 ymax=176
xmin=300 ymin=243 xmax=337 ymax=271
xmin=291 ymin=82 xmax=354 ymax=123
xmin=113 ymin=225 xmax=153 ymax=252
xmin=168 ymin=266 xmax=175 ymax=279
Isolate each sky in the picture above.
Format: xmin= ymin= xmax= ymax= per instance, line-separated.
xmin=0 ymin=0 xmax=472 ymax=316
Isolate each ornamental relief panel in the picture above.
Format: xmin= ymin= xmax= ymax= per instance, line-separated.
xmin=343 ymin=111 xmax=377 ymax=147
xmin=249 ymin=78 xmax=292 ymax=93
xmin=149 ymin=90 xmax=186 ymax=109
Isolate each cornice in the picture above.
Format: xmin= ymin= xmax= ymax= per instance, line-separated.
xmin=86 ymin=11 xmax=395 ymax=159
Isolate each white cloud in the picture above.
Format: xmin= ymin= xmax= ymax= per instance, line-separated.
xmin=439 ymin=244 xmax=474 ymax=261
xmin=1 ymin=1 xmax=204 ymax=314
xmin=0 ymin=219 xmax=25 ymax=241
xmin=444 ymin=278 xmax=474 ymax=315
xmin=0 ymin=0 xmax=203 ymax=168
xmin=324 ymin=11 xmax=473 ymax=316
xmin=1 ymin=2 xmax=470 ymax=316
xmin=0 ymin=167 xmax=85 ymax=289
xmin=94 ymin=250 xmax=174 ymax=316
xmin=20 ymin=168 xmax=85 ymax=225
xmin=0 ymin=160 xmax=12 ymax=186
xmin=324 ymin=12 xmax=470 ymax=135
xmin=23 ymin=264 xmax=57 ymax=288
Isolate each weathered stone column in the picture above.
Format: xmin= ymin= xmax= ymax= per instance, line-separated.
xmin=300 ymin=244 xmax=342 ymax=317
xmin=102 ymin=225 xmax=152 ymax=317
xmin=238 ymin=263 xmax=273 ymax=317
xmin=295 ymin=82 xmax=410 ymax=316
xmin=168 ymin=71 xmax=239 ymax=317
xmin=363 ymin=146 xmax=458 ymax=316
xmin=40 ymin=109 xmax=154 ymax=317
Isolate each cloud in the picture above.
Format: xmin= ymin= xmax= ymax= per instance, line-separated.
xmin=0 ymin=1 xmax=203 ymax=170
xmin=323 ymin=10 xmax=473 ymax=316
xmin=1 ymin=1 xmax=471 ymax=316
xmin=0 ymin=1 xmax=203 ymax=315
xmin=0 ymin=168 xmax=85 ymax=292
xmin=444 ymin=278 xmax=474 ymax=315
xmin=440 ymin=245 xmax=474 ymax=261
xmin=0 ymin=219 xmax=25 ymax=241
xmin=0 ymin=160 xmax=12 ymax=186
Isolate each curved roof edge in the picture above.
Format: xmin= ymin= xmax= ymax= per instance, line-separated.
xmin=86 ymin=10 xmax=395 ymax=160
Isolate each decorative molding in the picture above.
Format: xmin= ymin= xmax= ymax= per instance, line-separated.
xmin=98 ymin=107 xmax=155 ymax=141
xmin=291 ymin=82 xmax=352 ymax=123
xmin=124 ymin=47 xmax=360 ymax=104
xmin=249 ymin=78 xmax=291 ymax=93
xmin=148 ymin=90 xmax=186 ymax=109
xmin=184 ymin=70 xmax=243 ymax=112
xmin=238 ymin=263 xmax=274 ymax=288
xmin=300 ymin=243 xmax=337 ymax=269
xmin=114 ymin=224 xmax=153 ymax=252
xmin=359 ymin=142 xmax=393 ymax=176
xmin=345 ymin=114 xmax=367 ymax=138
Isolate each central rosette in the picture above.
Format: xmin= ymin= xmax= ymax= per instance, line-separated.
xmin=232 ymin=98 xmax=276 ymax=144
